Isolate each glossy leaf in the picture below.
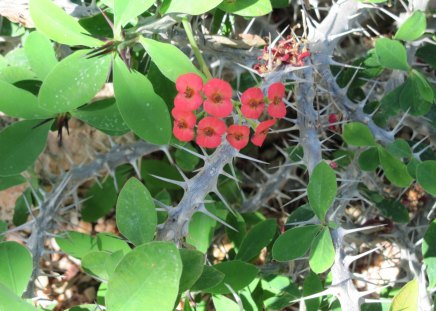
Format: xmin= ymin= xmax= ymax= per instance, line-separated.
xmin=389 ymin=279 xmax=418 ymax=311
xmin=96 ymin=233 xmax=131 ymax=255
xmin=191 ymin=266 xmax=225 ymax=291
xmin=24 ymin=31 xmax=58 ymax=80
xmin=0 ymin=81 xmax=53 ymax=119
xmin=343 ymin=122 xmax=376 ymax=146
xmin=106 ymin=242 xmax=182 ymax=311
xmin=113 ymin=57 xmax=171 ymax=145
xmin=236 ymin=219 xmax=276 ymax=262
xmin=82 ymin=250 xmax=124 ymax=282
xmin=114 ymin=0 xmax=155 ymax=31
xmin=378 ymin=147 xmax=413 ymax=188
xmin=303 ymin=271 xmax=323 ymax=311
xmin=206 ymin=261 xmax=259 ymax=294
xmin=56 ymin=231 xmax=99 ymax=259
xmin=39 ymin=50 xmax=112 ymax=113
xmin=0 ymin=283 xmax=37 ymax=311
xmin=219 ymin=0 xmax=273 ymax=17
xmin=272 ymin=225 xmax=322 ymax=261
xmin=394 ymin=11 xmax=426 ymax=41
xmin=375 ymin=38 xmax=410 ymax=71
xmin=0 ymin=242 xmax=32 ymax=296
xmin=29 ymin=0 xmax=102 ymax=47
xmin=422 ymin=221 xmax=436 ymax=288
xmin=179 ymin=249 xmax=204 ymax=292
xmin=0 ymin=67 xmax=37 ymax=84
xmin=309 ymin=227 xmax=335 ymax=273
xmin=116 ymin=178 xmax=157 ymax=245
xmin=417 ymin=161 xmax=436 ymax=196
xmin=307 ymin=162 xmax=337 ymax=221
xmin=139 ymin=37 xmax=203 ymax=83
xmin=0 ymin=120 xmax=52 ymax=177
xmin=166 ymin=0 xmax=223 ymax=15
xmin=358 ymin=147 xmax=379 ymax=171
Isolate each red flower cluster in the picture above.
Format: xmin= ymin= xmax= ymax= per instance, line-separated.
xmin=172 ymin=73 xmax=286 ymax=150
xmin=253 ymin=35 xmax=311 ymax=74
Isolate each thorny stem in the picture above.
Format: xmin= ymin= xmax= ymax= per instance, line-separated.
xmin=182 ymin=17 xmax=213 ymax=80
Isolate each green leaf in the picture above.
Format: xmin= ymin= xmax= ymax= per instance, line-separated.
xmin=219 ymin=0 xmax=273 ymax=16
xmin=113 ymin=57 xmax=171 ymax=145
xmin=343 ymin=122 xmax=376 ymax=146
xmin=400 ymin=71 xmax=433 ymax=115
xmin=375 ymin=38 xmax=410 ymax=71
xmin=378 ymin=147 xmax=413 ymax=188
xmin=206 ymin=261 xmax=259 ymax=294
xmin=29 ymin=0 xmax=102 ymax=47
xmin=422 ymin=221 xmax=436 ymax=288
xmin=0 ymin=175 xmax=25 ymax=191
xmin=226 ymin=212 xmax=246 ymax=250
xmin=191 ymin=266 xmax=225 ymax=291
xmin=139 ymin=37 xmax=203 ymax=83
xmin=303 ymin=271 xmax=323 ymax=311
xmin=309 ymin=227 xmax=335 ymax=274
xmin=116 ymin=178 xmax=157 ymax=245
xmin=0 ymin=67 xmax=37 ymax=84
xmin=407 ymin=158 xmax=420 ymax=179
xmin=56 ymin=231 xmax=99 ymax=259
xmin=96 ymin=233 xmax=131 ymax=255
xmin=375 ymin=200 xmax=409 ymax=223
xmin=82 ymin=250 xmax=124 ymax=281
xmin=106 ymin=242 xmax=182 ymax=311
xmin=13 ymin=189 xmax=32 ymax=226
xmin=416 ymin=44 xmax=436 ymax=68
xmin=0 ymin=221 xmax=6 ymax=242
xmin=39 ymin=50 xmax=112 ymax=113
xmin=358 ymin=147 xmax=380 ymax=171
xmin=286 ymin=204 xmax=314 ymax=224
xmin=187 ymin=206 xmax=218 ymax=253
xmin=66 ymin=305 xmax=101 ymax=311
xmin=0 ymin=241 xmax=32 ymax=296
xmin=179 ymin=249 xmax=204 ymax=292
xmin=417 ymin=161 xmax=436 ymax=196
xmin=0 ymin=81 xmax=53 ymax=119
xmin=72 ymin=98 xmax=129 ymax=135
xmin=213 ymin=295 xmax=240 ymax=311
xmin=114 ymin=0 xmax=155 ymax=31
xmin=165 ymin=0 xmax=223 ymax=15
xmin=307 ymin=162 xmax=337 ymax=221
xmin=386 ymin=139 xmax=412 ymax=159
xmin=0 ymin=283 xmax=37 ymax=311
xmin=0 ymin=120 xmax=52 ymax=177
xmin=389 ymin=279 xmax=418 ymax=311
xmin=175 ymin=143 xmax=201 ymax=171
xmin=272 ymin=225 xmax=322 ymax=261
xmin=24 ymin=31 xmax=58 ymax=80
xmin=394 ymin=11 xmax=426 ymax=41
xmin=235 ymin=219 xmax=276 ymax=262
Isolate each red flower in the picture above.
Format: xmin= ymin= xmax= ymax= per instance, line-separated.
xmin=174 ymin=73 xmax=203 ymax=110
xmin=267 ymin=82 xmax=286 ymax=118
xmin=251 ymin=119 xmax=276 ymax=147
xmin=226 ymin=125 xmax=250 ymax=150
xmin=202 ymin=78 xmax=233 ymax=117
xmin=241 ymin=87 xmax=265 ymax=119
xmin=196 ymin=116 xmax=227 ymax=148
xmin=172 ymin=108 xmax=196 ymax=142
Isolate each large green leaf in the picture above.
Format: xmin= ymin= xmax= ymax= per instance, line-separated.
xmin=308 ymin=227 xmax=335 ymax=273
xmin=206 ymin=261 xmax=259 ymax=294
xmin=378 ymin=147 xmax=413 ymax=188
xmin=219 ymin=0 xmax=273 ymax=16
xmin=56 ymin=231 xmax=99 ymax=259
xmin=24 ymin=31 xmax=58 ymax=80
xmin=422 ymin=221 xmax=436 ymax=288
xmin=165 ymin=0 xmax=223 ymax=15
xmin=389 ymin=279 xmax=418 ymax=311
xmin=235 ymin=219 xmax=276 ymax=262
xmin=187 ymin=205 xmax=218 ymax=253
xmin=343 ymin=122 xmax=376 ymax=146
xmin=114 ymin=0 xmax=155 ymax=31
xmin=29 ymin=0 xmax=102 ymax=47
xmin=0 ymin=242 xmax=32 ymax=296
xmin=0 ymin=81 xmax=53 ymax=119
xmin=113 ymin=57 xmax=171 ymax=144
xmin=0 ymin=283 xmax=36 ymax=311
xmin=0 ymin=67 xmax=37 ymax=84
xmin=179 ymin=249 xmax=204 ymax=292
xmin=213 ymin=295 xmax=240 ymax=311
xmin=116 ymin=178 xmax=157 ymax=245
xmin=417 ymin=161 xmax=436 ymax=196
xmin=106 ymin=242 xmax=182 ymax=311
xmin=394 ymin=11 xmax=426 ymax=41
xmin=139 ymin=37 xmax=203 ymax=83
xmin=272 ymin=225 xmax=322 ymax=261
xmin=81 ymin=250 xmax=124 ymax=281
xmin=0 ymin=175 xmax=25 ymax=191
xmin=358 ymin=147 xmax=380 ymax=171
xmin=191 ymin=266 xmax=225 ymax=291
xmin=375 ymin=38 xmax=410 ymax=71
xmin=400 ymin=70 xmax=433 ymax=115
xmin=307 ymin=162 xmax=337 ymax=221
xmin=39 ymin=50 xmax=112 ymax=113
xmin=0 ymin=120 xmax=52 ymax=177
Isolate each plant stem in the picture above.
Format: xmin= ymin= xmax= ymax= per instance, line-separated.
xmin=182 ymin=17 xmax=213 ymax=80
